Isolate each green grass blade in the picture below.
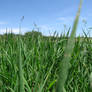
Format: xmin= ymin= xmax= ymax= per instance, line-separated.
xmin=18 ymin=35 xmax=25 ymax=92
xmin=48 ymin=79 xmax=56 ymax=90
xmin=38 ymin=61 xmax=55 ymax=92
xmin=23 ymin=76 xmax=32 ymax=92
xmin=56 ymin=0 xmax=83 ymax=92
xmin=6 ymin=87 xmax=15 ymax=92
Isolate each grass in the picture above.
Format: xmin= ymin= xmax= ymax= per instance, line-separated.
xmin=0 ymin=0 xmax=92 ymax=92
xmin=56 ymin=0 xmax=82 ymax=92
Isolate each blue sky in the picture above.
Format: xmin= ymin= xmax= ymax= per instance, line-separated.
xmin=0 ymin=0 xmax=92 ymax=36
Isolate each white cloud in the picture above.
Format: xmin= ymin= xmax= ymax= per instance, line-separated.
xmin=0 ymin=22 xmax=7 ymax=25
xmin=57 ymin=17 xmax=66 ymax=21
xmin=39 ymin=25 xmax=57 ymax=36
xmin=57 ymin=16 xmax=88 ymax=25
xmin=38 ymin=25 xmax=64 ymax=36
xmin=0 ymin=28 xmax=29 ymax=34
xmin=39 ymin=25 xmax=54 ymax=31
xmin=57 ymin=16 xmax=74 ymax=24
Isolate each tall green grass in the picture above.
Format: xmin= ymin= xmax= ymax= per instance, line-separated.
xmin=18 ymin=35 xmax=24 ymax=92
xmin=0 ymin=25 xmax=91 ymax=92
xmin=56 ymin=0 xmax=83 ymax=92
xmin=0 ymin=0 xmax=92 ymax=92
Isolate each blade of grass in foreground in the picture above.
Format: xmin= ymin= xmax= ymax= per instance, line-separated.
xmin=56 ymin=0 xmax=83 ymax=92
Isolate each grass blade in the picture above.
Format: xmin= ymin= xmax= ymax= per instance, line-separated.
xmin=18 ymin=35 xmax=25 ymax=92
xmin=56 ymin=0 xmax=83 ymax=92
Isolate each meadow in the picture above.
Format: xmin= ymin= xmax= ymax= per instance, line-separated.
xmin=0 ymin=0 xmax=92 ymax=92
xmin=0 ymin=27 xmax=92 ymax=92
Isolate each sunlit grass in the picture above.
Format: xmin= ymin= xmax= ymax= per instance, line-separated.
xmin=0 ymin=0 xmax=92 ymax=92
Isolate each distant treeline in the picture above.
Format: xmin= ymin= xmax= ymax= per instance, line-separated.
xmin=0 ymin=30 xmax=91 ymax=42
xmin=0 ymin=30 xmax=66 ymax=41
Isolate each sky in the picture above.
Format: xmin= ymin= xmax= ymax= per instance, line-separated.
xmin=0 ymin=0 xmax=92 ymax=36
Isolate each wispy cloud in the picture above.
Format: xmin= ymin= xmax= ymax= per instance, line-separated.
xmin=38 ymin=25 xmax=54 ymax=36
xmin=57 ymin=16 xmax=88 ymax=24
xmin=0 ymin=21 xmax=7 ymax=25
xmin=57 ymin=16 xmax=74 ymax=24
xmin=39 ymin=25 xmax=54 ymax=31
xmin=0 ymin=28 xmax=29 ymax=34
xmin=39 ymin=25 xmax=62 ymax=36
xmin=58 ymin=17 xmax=73 ymax=21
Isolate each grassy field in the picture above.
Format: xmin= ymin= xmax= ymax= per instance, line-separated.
xmin=0 ymin=28 xmax=92 ymax=92
xmin=0 ymin=0 xmax=92 ymax=92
